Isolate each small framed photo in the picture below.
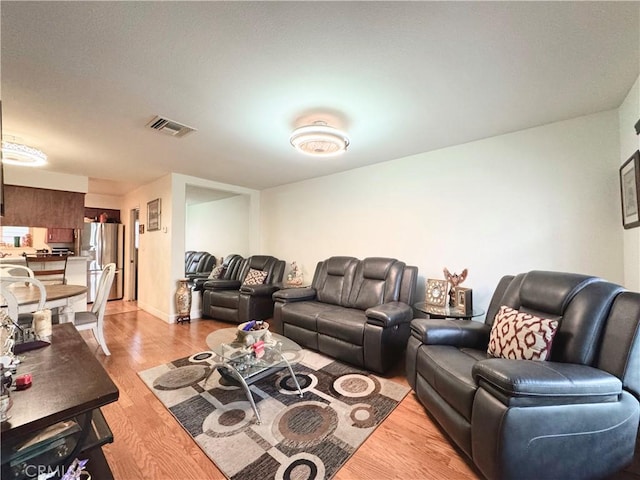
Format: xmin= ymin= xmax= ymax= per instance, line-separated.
xmin=620 ymin=151 xmax=640 ymax=229
xmin=425 ymin=279 xmax=448 ymax=307
xmin=147 ymin=198 xmax=161 ymax=231
xmin=454 ymin=287 xmax=473 ymax=315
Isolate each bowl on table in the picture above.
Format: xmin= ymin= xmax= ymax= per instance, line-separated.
xmin=236 ymin=321 xmax=270 ymax=344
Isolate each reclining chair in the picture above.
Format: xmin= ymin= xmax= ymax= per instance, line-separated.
xmin=406 ymin=271 xmax=640 ymax=480
xmin=201 ymin=255 xmax=285 ymax=324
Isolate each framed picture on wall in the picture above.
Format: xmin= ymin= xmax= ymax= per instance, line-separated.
xmin=147 ymin=198 xmax=161 ymax=231
xmin=620 ymin=150 xmax=640 ymax=229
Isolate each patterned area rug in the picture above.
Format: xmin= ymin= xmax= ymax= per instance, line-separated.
xmin=139 ymin=349 xmax=409 ymax=480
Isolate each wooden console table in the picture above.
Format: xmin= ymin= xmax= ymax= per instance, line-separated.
xmin=1 ymin=323 xmax=119 ymax=479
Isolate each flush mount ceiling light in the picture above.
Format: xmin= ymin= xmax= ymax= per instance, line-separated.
xmin=289 ymin=121 xmax=350 ymax=157
xmin=1 ymin=140 xmax=48 ymax=167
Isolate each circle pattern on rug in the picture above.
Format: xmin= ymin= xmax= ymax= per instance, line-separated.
xmin=349 ymin=403 xmax=377 ymax=428
xmin=153 ymin=365 xmax=208 ymax=390
xmin=332 ymin=373 xmax=377 ymax=398
xmin=273 ymin=401 xmax=338 ymax=448
xmin=189 ymin=351 xmax=214 ymax=362
xmin=277 ymin=373 xmax=317 ymax=395
xmin=202 ymin=401 xmax=253 ymax=437
xmin=275 ymin=453 xmax=326 ymax=480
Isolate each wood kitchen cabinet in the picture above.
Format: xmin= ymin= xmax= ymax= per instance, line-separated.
xmin=3 ymin=185 xmax=84 ymax=228
xmin=46 ymin=228 xmax=75 ymax=243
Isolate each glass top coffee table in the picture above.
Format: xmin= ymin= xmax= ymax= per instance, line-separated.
xmin=413 ymin=303 xmax=485 ymax=320
xmin=204 ymin=328 xmax=304 ymax=424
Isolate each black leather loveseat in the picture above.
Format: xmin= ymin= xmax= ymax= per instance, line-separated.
xmin=201 ymin=255 xmax=285 ymax=324
xmin=272 ymin=256 xmax=418 ymax=374
xmin=406 ymin=270 xmax=640 ymax=480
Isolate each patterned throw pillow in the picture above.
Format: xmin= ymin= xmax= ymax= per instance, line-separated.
xmin=208 ymin=265 xmax=225 ymax=279
xmin=243 ymin=268 xmax=268 ymax=286
xmin=488 ymin=305 xmax=559 ymax=361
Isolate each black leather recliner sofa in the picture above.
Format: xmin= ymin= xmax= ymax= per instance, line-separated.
xmin=406 ymin=270 xmax=640 ymax=480
xmin=272 ymin=256 xmax=418 ymax=374
xmin=201 ymin=255 xmax=285 ymax=323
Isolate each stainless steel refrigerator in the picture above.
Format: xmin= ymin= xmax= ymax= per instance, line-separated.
xmin=81 ymin=223 xmax=124 ymax=302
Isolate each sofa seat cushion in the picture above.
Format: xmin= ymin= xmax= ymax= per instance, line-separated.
xmin=206 ymin=290 xmax=240 ymax=309
xmin=417 ymin=345 xmax=488 ymax=422
xmin=281 ymin=301 xmax=337 ymax=331
xmin=317 ymin=308 xmax=367 ymax=346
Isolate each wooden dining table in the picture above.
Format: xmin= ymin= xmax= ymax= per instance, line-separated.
xmin=4 ymin=283 xmax=88 ymax=322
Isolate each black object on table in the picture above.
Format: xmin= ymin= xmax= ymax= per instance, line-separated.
xmin=1 ymin=323 xmax=119 ymax=480
xmin=413 ymin=302 xmax=485 ymax=320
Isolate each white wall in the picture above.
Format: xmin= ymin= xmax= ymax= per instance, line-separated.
xmin=185 ymin=195 xmax=251 ymax=259
xmin=85 ymin=192 xmax=123 ymax=211
xmin=4 ymin=165 xmax=88 ymax=192
xmin=619 ymin=74 xmax=640 ymax=291
xmin=122 ymin=174 xmax=173 ymax=322
xmin=260 ymin=110 xmax=623 ymax=317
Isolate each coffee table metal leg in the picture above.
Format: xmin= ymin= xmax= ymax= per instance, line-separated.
xmin=275 ymin=353 xmax=303 ymax=397
xmin=202 ymin=362 xmax=262 ymax=424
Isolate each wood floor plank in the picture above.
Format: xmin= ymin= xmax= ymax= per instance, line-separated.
xmin=85 ymin=300 xmax=480 ymax=480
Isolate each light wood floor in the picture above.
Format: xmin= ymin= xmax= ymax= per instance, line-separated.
xmin=84 ymin=300 xmax=481 ymax=480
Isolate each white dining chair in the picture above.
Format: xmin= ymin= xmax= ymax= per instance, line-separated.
xmin=74 ymin=263 xmax=115 ymax=356
xmin=1 ymin=276 xmax=47 ymax=319
xmin=0 ymin=264 xmax=35 ymax=279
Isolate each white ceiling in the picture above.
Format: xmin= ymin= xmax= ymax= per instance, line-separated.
xmin=2 ymin=2 xmax=639 ymax=196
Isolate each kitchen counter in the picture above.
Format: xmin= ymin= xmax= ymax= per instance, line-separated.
xmin=0 ymin=255 xmax=89 ymax=264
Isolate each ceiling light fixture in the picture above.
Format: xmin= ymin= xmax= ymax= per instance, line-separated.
xmin=1 ymin=140 xmax=48 ymax=167
xmin=289 ymin=121 xmax=350 ymax=157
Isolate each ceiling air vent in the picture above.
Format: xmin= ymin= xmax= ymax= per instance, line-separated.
xmin=146 ymin=115 xmax=197 ymax=138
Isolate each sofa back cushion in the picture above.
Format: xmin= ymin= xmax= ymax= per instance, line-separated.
xmin=314 ymin=257 xmax=359 ymax=306
xmin=185 ymin=251 xmax=208 ymax=274
xmin=222 ymin=254 xmax=244 ymax=280
xmin=596 ymin=291 xmax=640 ymax=397
xmin=348 ymin=257 xmax=404 ymax=310
xmin=237 ymin=255 xmax=284 ymax=285
xmin=484 ymin=275 xmax=516 ymax=327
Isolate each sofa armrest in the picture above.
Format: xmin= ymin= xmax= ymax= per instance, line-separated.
xmin=273 ymin=287 xmax=317 ymax=303
xmin=366 ymin=302 xmax=412 ymax=327
xmin=202 ymin=279 xmax=241 ymax=291
xmin=410 ymin=318 xmax=490 ymax=348
xmin=192 ymin=278 xmax=209 ymax=292
xmin=473 ymin=358 xmax=622 ymax=407
xmin=240 ymin=284 xmax=280 ymax=297
xmin=187 ymin=272 xmax=211 ymax=281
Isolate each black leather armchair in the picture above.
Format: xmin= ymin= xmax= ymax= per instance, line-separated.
xmin=185 ymin=251 xmax=216 ymax=284
xmin=406 ymin=271 xmax=640 ymax=480
xmin=272 ymin=256 xmax=418 ymax=374
xmin=201 ymin=255 xmax=285 ymax=324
